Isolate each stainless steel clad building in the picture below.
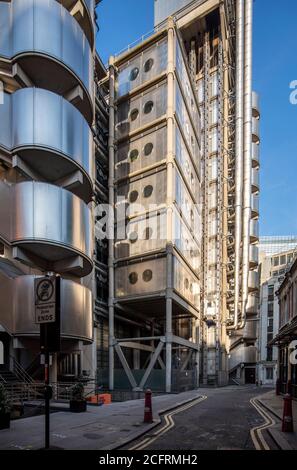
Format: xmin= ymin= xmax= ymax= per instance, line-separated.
xmin=105 ymin=0 xmax=260 ymax=391
xmin=0 ymin=0 xmax=101 ymax=383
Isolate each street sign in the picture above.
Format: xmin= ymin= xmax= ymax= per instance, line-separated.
xmin=35 ymin=276 xmax=56 ymax=324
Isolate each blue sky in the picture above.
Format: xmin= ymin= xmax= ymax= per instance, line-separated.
xmin=96 ymin=0 xmax=297 ymax=237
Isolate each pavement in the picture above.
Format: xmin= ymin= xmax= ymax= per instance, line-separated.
xmin=257 ymin=390 xmax=297 ymax=450
xmin=0 ymin=390 xmax=201 ymax=450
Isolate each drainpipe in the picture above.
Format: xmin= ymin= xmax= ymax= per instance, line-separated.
xmin=108 ymin=56 xmax=115 ymax=390
xmin=240 ymin=0 xmax=253 ymax=329
xmin=233 ymin=0 xmax=244 ymax=330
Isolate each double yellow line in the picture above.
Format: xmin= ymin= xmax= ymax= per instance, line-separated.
xmin=250 ymin=398 xmax=276 ymax=450
xmin=129 ymin=395 xmax=208 ymax=450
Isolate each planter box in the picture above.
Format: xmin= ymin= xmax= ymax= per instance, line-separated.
xmin=69 ymin=400 xmax=87 ymax=413
xmin=0 ymin=413 xmax=10 ymax=430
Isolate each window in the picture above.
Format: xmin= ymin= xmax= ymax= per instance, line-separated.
xmin=273 ymin=256 xmax=279 ymax=267
xmin=129 ymin=190 xmax=139 ymax=203
xmin=144 ymin=142 xmax=154 ymax=156
xmin=144 ymin=227 xmax=153 ymax=240
xmin=130 ymin=108 xmax=139 ymax=122
xmin=266 ymin=347 xmax=273 ymax=362
xmin=144 ymin=100 xmax=154 ymax=114
xmin=144 ymin=58 xmax=154 ymax=73
xmin=268 ymin=285 xmax=274 ymax=301
xmin=0 ymin=243 xmax=4 ymax=256
xmin=129 ymin=149 xmax=139 ymax=162
xmin=266 ymin=368 xmax=273 ymax=380
xmin=129 ymin=272 xmax=138 ymax=285
xmin=268 ymin=302 xmax=274 ymax=318
xmin=129 ymin=232 xmax=138 ymax=244
xmin=143 ymin=185 xmax=153 ymax=198
xmin=267 ymin=318 xmax=273 ymax=333
xmin=143 ymin=269 xmax=153 ymax=282
xmin=184 ymin=278 xmax=189 ymax=290
xmin=280 ymin=255 xmax=286 ymax=265
xmin=130 ymin=67 xmax=139 ymax=81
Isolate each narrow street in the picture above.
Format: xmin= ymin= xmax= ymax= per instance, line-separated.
xmin=125 ymin=387 xmax=279 ymax=451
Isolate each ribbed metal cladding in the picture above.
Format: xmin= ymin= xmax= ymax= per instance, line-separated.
xmin=0 ymin=0 xmax=96 ymax=342
xmin=0 ymin=0 xmax=94 ymax=123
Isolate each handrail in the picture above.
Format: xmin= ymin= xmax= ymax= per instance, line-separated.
xmin=10 ymin=356 xmax=34 ymax=384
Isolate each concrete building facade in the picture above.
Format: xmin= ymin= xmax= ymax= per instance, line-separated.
xmin=258 ymin=243 xmax=297 ymax=386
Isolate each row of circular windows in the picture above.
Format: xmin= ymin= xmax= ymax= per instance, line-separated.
xmin=128 ymin=269 xmax=196 ymax=294
xmin=128 ymin=184 xmax=154 ymax=203
xmin=129 ymin=59 xmax=155 ymax=82
xmin=129 ymin=100 xmax=154 ymax=123
xmin=127 ymin=142 xmax=154 ymax=162
xmin=129 ymin=269 xmax=153 ymax=284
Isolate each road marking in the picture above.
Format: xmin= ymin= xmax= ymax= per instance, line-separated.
xmin=129 ymin=396 xmax=208 ymax=450
xmin=250 ymin=398 xmax=276 ymax=450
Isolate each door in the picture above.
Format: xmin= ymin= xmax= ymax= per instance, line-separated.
xmin=245 ymin=367 xmax=256 ymax=384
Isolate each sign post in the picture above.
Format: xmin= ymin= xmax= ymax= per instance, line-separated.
xmin=35 ymin=275 xmax=60 ymax=450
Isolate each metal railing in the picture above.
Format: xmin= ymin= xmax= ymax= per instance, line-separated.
xmin=10 ymin=356 xmax=34 ymax=384
xmin=4 ymin=382 xmax=45 ymax=405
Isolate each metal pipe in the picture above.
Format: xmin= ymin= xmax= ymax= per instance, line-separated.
xmin=240 ymin=0 xmax=253 ymax=329
xmin=108 ymin=56 xmax=115 ymax=390
xmin=233 ymin=0 xmax=244 ymax=329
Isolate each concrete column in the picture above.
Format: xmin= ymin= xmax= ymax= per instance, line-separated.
xmin=166 ymin=297 xmax=172 ymax=393
xmin=74 ymin=353 xmax=78 ymax=377
xmin=108 ymin=56 xmax=116 ymax=391
xmin=133 ymin=328 xmax=141 ymax=370
xmin=165 ymin=17 xmax=175 ymax=395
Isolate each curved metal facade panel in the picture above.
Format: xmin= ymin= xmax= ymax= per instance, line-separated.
xmin=246 ymin=294 xmax=259 ymax=315
xmin=0 ymin=89 xmax=94 ymax=186
xmin=243 ymin=320 xmax=257 ymax=339
xmin=0 ymin=0 xmax=93 ymax=98
xmin=0 ymin=182 xmax=93 ymax=271
xmin=250 ymin=219 xmax=259 ymax=242
xmin=252 ymin=91 xmax=260 ymax=117
xmin=0 ymin=275 xmax=93 ymax=342
xmin=252 ymin=142 xmax=260 ymax=167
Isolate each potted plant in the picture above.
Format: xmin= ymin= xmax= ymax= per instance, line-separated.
xmin=69 ymin=382 xmax=87 ymax=413
xmin=0 ymin=384 xmax=11 ymax=430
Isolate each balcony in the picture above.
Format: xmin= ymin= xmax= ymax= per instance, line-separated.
xmin=248 ymin=270 xmax=259 ymax=292
xmin=251 ymin=193 xmax=259 ymax=219
xmin=252 ymin=142 xmax=260 ymax=168
xmin=0 ymin=274 xmax=92 ymax=343
xmin=252 ymin=91 xmax=260 ymax=119
xmin=251 ymin=168 xmax=260 ymax=193
xmin=250 ymin=219 xmax=259 ymax=243
xmin=252 ymin=117 xmax=260 ymax=144
xmin=0 ymin=0 xmax=94 ymax=124
xmin=0 ymin=182 xmax=93 ymax=277
xmin=249 ymin=244 xmax=259 ymax=268
xmin=0 ymin=88 xmax=94 ymax=203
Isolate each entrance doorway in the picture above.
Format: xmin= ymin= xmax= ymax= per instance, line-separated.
xmin=245 ymin=367 xmax=256 ymax=384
